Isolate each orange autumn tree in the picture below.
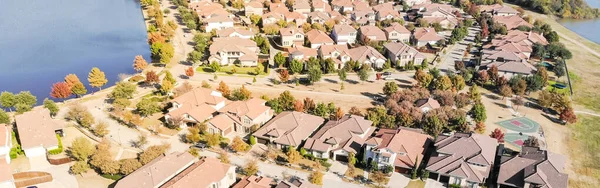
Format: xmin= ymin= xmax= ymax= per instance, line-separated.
xmin=133 ymin=55 xmax=148 ymax=73
xmin=185 ymin=67 xmax=195 ymax=78
xmin=51 ymin=82 xmax=72 ymax=99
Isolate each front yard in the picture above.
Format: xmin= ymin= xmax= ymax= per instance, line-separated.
xmin=196 ymin=64 xmax=267 ymax=76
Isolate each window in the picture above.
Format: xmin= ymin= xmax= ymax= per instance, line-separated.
xmin=284 ymin=41 xmax=290 ymax=46
xmin=296 ymin=34 xmax=302 ymax=39
xmin=244 ymin=118 xmax=252 ymax=124
xmin=391 ymin=33 xmax=397 ymax=36
xmin=350 ymin=32 xmax=355 ymax=36
xmin=454 ymin=177 xmax=462 ymax=185
xmin=381 ymin=156 xmax=389 ymax=163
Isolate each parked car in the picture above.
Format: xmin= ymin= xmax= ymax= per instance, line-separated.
xmin=382 ymin=72 xmax=394 ymax=80
xmin=190 ymin=143 xmax=207 ymax=151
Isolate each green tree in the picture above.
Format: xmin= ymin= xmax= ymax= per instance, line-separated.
xmin=338 ymin=69 xmax=347 ymax=81
xmin=274 ymin=52 xmax=286 ymax=67
xmin=290 ymin=59 xmax=303 ymax=74
xmin=250 ymin=15 xmax=262 ymax=26
xmin=0 ymin=110 xmax=10 ymax=124
xmin=43 ymin=98 xmax=59 ymax=117
xmin=164 ymin=71 xmax=177 ymax=85
xmin=451 ymin=75 xmax=466 ymax=90
xmin=210 ymin=61 xmax=221 ymax=72
xmin=469 ymin=85 xmax=481 ymax=102
xmin=188 ymin=50 xmax=203 ymax=63
xmin=14 ymin=91 xmax=37 ymax=113
xmin=159 ymin=43 xmax=175 ymax=64
xmin=71 ymin=82 xmax=87 ymax=97
xmin=358 ymin=64 xmax=370 ymax=82
xmin=383 ymin=81 xmax=398 ymax=96
xmin=231 ymin=85 xmax=252 ymax=101
xmin=433 ymin=75 xmax=452 ymax=90
xmin=278 ymin=91 xmax=296 ymax=110
xmin=314 ymin=103 xmax=328 ymax=117
xmin=471 ymin=102 xmax=487 ymax=122
xmin=139 ymin=144 xmax=170 ymax=165
xmin=69 ymin=137 xmax=96 ymax=161
xmin=348 ymin=152 xmax=357 ymax=167
xmin=136 ymin=98 xmax=161 ymax=117
xmin=231 ymin=136 xmax=250 ymax=153
xmin=206 ymin=133 xmax=221 ymax=147
xmin=0 ymin=92 xmax=16 ymax=110
xmin=307 ymin=66 xmax=323 ymax=84
xmin=109 ymin=82 xmax=137 ymax=99
xmin=423 ymin=116 xmax=443 ymax=137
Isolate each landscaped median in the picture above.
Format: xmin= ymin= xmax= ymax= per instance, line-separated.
xmin=196 ymin=62 xmax=269 ymax=77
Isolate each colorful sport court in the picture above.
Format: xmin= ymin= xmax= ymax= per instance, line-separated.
xmin=504 ymin=133 xmax=530 ymax=147
xmin=495 ymin=117 xmax=540 ymax=133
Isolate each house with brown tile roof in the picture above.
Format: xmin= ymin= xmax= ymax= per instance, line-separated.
xmin=352 ymin=10 xmax=376 ymax=26
xmin=376 ymin=8 xmax=401 ymax=21
xmin=160 ymin=157 xmax=236 ymax=188
xmin=481 ymin=59 xmax=537 ymax=78
xmin=165 ymin=88 xmax=228 ymax=128
xmin=269 ymin=3 xmax=288 ymax=12
xmin=359 ymin=25 xmax=386 ymax=43
xmin=308 ymin=12 xmax=331 ymax=24
xmin=479 ymin=4 xmax=519 ymax=16
xmin=207 ymin=114 xmax=236 ymax=137
xmin=331 ymin=24 xmax=358 ymax=44
xmin=426 ymin=133 xmax=498 ymax=188
xmin=252 ymin=111 xmax=325 ymax=149
xmin=288 ymin=46 xmax=319 ymax=62
xmin=115 ymin=152 xmax=197 ymax=188
xmin=404 ymin=0 xmax=430 ymax=6
xmin=411 ymin=27 xmax=442 ymax=47
xmin=318 ymin=44 xmax=351 ymax=69
xmin=311 ymin=0 xmax=330 ymax=12
xmin=348 ymin=45 xmax=387 ymax=69
xmin=372 ymin=2 xmax=395 ymax=12
xmin=331 ymin=0 xmax=354 ymax=13
xmin=15 ymin=109 xmax=63 ymax=158
xmin=384 ymin=42 xmax=425 ymax=67
xmin=218 ymin=98 xmax=273 ymax=134
xmin=483 ymin=30 xmax=548 ymax=60
xmin=384 ymin=23 xmax=411 ymax=43
xmin=497 ymin=146 xmax=568 ymax=188
xmin=284 ymin=11 xmax=307 ymax=26
xmin=275 ymin=178 xmax=321 ymax=188
xmin=205 ymin=14 xmax=235 ymax=32
xmin=280 ymin=27 xmax=305 ymax=47
xmin=262 ymin=12 xmax=285 ymax=25
xmin=0 ymin=125 xmax=12 ymax=164
xmin=0 ymin=159 xmax=14 ymax=188
xmin=292 ymin=0 xmax=312 ymax=16
xmin=422 ymin=16 xmax=458 ymax=29
xmin=208 ymin=37 xmax=259 ymax=66
xmin=233 ymin=176 xmax=273 ymax=188
xmin=189 ymin=1 xmax=228 ymax=19
xmin=365 ymin=127 xmax=432 ymax=174
xmin=303 ymin=115 xmax=373 ymax=161
xmin=493 ymin=15 xmax=532 ymax=30
xmin=412 ymin=3 xmax=458 ymax=17
xmin=305 ymin=29 xmax=334 ymax=48
xmin=415 ymin=98 xmax=441 ymax=112
xmin=245 ymin=1 xmax=264 ymax=16
xmin=216 ymin=27 xmax=255 ymax=39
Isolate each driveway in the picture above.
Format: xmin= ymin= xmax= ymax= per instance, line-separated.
xmin=329 ymin=161 xmax=348 ymax=176
xmin=387 ymin=172 xmax=411 ymax=188
xmin=28 ymin=155 xmax=51 ymax=171
xmin=35 ymin=163 xmax=79 ymax=188
xmin=437 ymin=27 xmax=479 ymax=74
xmin=424 ymin=178 xmax=445 ymax=188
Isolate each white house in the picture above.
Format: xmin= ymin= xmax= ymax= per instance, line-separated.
xmin=365 ymin=128 xmax=431 ymax=174
xmin=165 ymin=88 xmax=228 ymax=128
xmin=208 ymin=37 xmax=259 ymax=66
xmin=205 ymin=14 xmax=235 ymax=32
xmin=331 ymin=24 xmax=357 ymax=45
xmin=0 ymin=126 xmax=12 ymax=164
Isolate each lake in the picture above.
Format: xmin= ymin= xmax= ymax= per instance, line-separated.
xmin=0 ymin=0 xmax=150 ymax=104
xmin=558 ymin=0 xmax=600 ymax=44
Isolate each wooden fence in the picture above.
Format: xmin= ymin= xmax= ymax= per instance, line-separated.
xmin=13 ymin=171 xmax=53 ymax=187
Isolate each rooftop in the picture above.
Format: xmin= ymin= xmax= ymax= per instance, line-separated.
xmin=15 ymin=109 xmax=62 ymax=149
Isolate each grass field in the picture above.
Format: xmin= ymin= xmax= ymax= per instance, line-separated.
xmin=567 ymin=115 xmax=600 ymax=187
xmin=405 ymin=180 xmax=425 ymax=188
xmin=196 ymin=65 xmax=267 ymax=76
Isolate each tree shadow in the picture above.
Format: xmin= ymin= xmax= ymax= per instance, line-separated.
xmin=493 ymin=102 xmax=509 ymax=109
xmin=324 ymin=78 xmax=338 ymax=84
xmin=346 ymin=79 xmax=359 ymax=84
xmin=484 ymin=93 xmax=500 ymax=100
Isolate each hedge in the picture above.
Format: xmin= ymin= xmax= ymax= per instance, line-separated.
xmin=48 ymin=134 xmax=63 ymax=155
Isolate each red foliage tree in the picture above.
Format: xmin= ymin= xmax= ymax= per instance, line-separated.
xmin=50 ymin=82 xmax=72 ymax=99
xmin=146 ymin=71 xmax=159 ymax=84
xmin=279 ymin=69 xmax=290 ymax=83
xmin=294 ymin=100 xmax=304 ymax=112
xmin=481 ymin=22 xmax=489 ymax=38
xmin=477 ymin=71 xmax=489 ymax=84
xmin=490 ymin=128 xmax=505 ymax=143
xmin=487 ymin=65 xmax=499 ymax=84
xmin=559 ymin=107 xmax=577 ymax=124
xmin=185 ymin=67 xmax=195 ymax=78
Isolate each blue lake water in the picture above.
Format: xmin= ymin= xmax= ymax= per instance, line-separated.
xmin=0 ymin=0 xmax=149 ymax=103
xmin=558 ymin=0 xmax=600 ymax=44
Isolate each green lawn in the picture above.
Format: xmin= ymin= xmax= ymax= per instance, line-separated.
xmin=405 ymin=180 xmax=426 ymax=188
xmin=568 ymin=115 xmax=600 ymax=187
xmin=196 ymin=65 xmax=266 ymax=76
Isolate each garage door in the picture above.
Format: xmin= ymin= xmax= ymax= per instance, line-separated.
xmin=395 ymin=167 xmax=411 ymax=174
xmin=335 ymin=155 xmax=348 ymax=162
xmin=257 ymin=138 xmax=269 ymax=145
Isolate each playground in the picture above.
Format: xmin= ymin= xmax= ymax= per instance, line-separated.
xmin=495 ymin=117 xmax=540 ymax=133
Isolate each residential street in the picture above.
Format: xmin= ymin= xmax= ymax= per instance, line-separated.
xmin=437 ymin=27 xmax=480 ymax=74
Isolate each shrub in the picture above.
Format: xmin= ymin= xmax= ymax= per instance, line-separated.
xmin=248 ymin=135 xmax=256 ymax=145
xmin=129 ymin=75 xmax=145 ymax=82
xmin=318 ymin=159 xmax=332 ymax=169
xmin=48 ymin=134 xmax=63 ymax=155
xmin=100 ymin=174 xmax=124 ymax=180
